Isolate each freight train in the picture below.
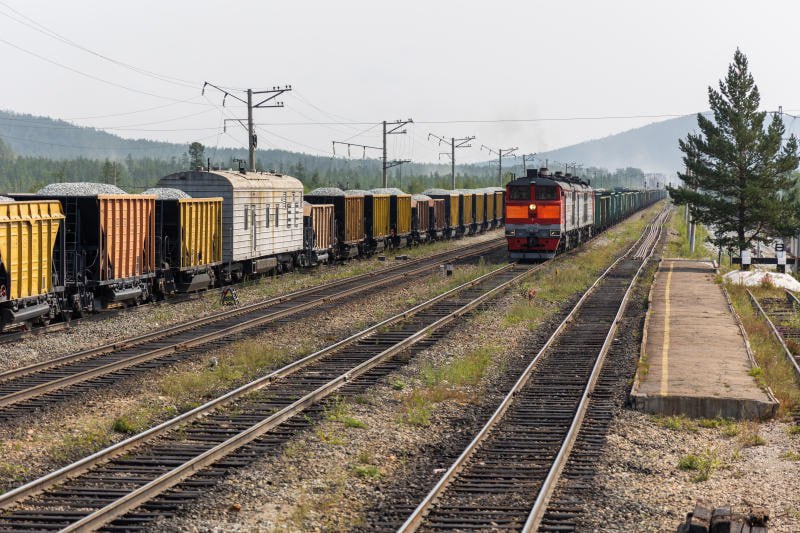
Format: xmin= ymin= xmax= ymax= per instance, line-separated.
xmin=505 ymin=168 xmax=667 ymax=259
xmin=0 ymin=171 xmax=503 ymax=331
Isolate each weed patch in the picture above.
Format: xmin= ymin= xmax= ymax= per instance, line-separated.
xmin=678 ymin=449 xmax=722 ymax=482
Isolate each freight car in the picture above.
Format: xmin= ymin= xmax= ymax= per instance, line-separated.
xmin=0 ymin=198 xmax=65 ymax=330
xmin=302 ymin=201 xmax=335 ymax=265
xmin=423 ymin=189 xmax=461 ymax=239
xmin=13 ymin=183 xmax=158 ymax=312
xmin=305 ymin=187 xmax=364 ymax=260
xmin=345 ymin=189 xmax=390 ymax=255
xmin=411 ymin=194 xmax=432 ymax=244
xmin=371 ymin=188 xmax=412 ymax=248
xmin=157 ymin=169 xmax=304 ymax=278
xmin=143 ymin=188 xmax=223 ymax=295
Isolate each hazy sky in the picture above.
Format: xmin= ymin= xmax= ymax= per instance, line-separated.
xmin=3 ymin=0 xmax=800 ymax=164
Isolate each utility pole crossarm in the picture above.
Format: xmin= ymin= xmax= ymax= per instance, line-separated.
xmin=203 ymin=81 xmax=292 ymax=172
xmin=382 ymin=119 xmax=413 ymax=187
xmin=429 ymin=132 xmax=476 ymax=189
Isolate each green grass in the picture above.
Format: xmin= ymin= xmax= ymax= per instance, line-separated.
xmin=726 ymin=284 xmax=800 ymax=415
xmin=49 ymin=428 xmax=113 ymax=463
xmin=667 ymin=205 xmax=712 ymax=259
xmin=678 ymin=449 xmax=722 ymax=482
xmin=651 ymin=414 xmax=698 ymax=432
xmin=159 ymin=339 xmax=296 ymax=409
xmin=789 ymin=425 xmax=800 ymax=436
xmin=780 ymin=451 xmax=800 ymax=461
xmin=352 ymin=464 xmax=382 ymax=479
xmin=738 ymin=421 xmax=766 ymax=447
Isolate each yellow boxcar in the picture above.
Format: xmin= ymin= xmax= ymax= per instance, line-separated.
xmin=0 ymin=200 xmax=63 ymax=300
xmin=396 ymin=194 xmax=412 ymax=235
xmin=495 ymin=191 xmax=504 ymax=222
xmin=179 ymin=198 xmax=223 ymax=269
xmin=460 ymin=192 xmax=474 ymax=227
xmin=371 ymin=194 xmax=390 ymax=239
xmin=474 ymin=191 xmax=485 ymax=224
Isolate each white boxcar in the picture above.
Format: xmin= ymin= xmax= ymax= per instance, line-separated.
xmin=157 ymin=170 xmax=304 ymax=278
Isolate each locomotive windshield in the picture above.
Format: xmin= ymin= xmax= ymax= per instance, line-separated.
xmin=508 ymin=185 xmax=530 ymax=201
xmin=535 ymin=186 xmax=558 ymax=201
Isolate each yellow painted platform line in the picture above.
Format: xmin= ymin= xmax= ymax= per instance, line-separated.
xmin=660 ymin=261 xmax=673 ymax=396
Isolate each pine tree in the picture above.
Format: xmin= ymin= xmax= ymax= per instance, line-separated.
xmin=670 ymin=49 xmax=799 ymax=253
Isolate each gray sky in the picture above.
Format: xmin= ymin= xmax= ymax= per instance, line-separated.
xmin=2 ymin=0 xmax=799 ymax=164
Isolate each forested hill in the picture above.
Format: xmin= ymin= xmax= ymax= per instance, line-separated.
xmin=0 ymin=108 xmax=692 ymax=193
xmin=538 ymin=115 xmax=699 ymax=176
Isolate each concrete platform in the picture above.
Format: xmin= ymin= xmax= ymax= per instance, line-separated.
xmin=630 ymin=259 xmax=778 ymax=419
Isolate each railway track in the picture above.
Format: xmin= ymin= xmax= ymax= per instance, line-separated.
xmin=0 ymin=235 xmax=507 ymax=345
xmin=0 ymin=238 xmax=504 ymax=420
xmin=397 ymin=207 xmax=669 ymax=533
xmin=0 ymin=249 xmax=543 ymax=531
xmin=747 ymin=289 xmax=800 ymax=383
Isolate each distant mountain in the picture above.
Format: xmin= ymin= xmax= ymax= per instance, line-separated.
xmin=537 ymin=115 xmax=700 ymax=176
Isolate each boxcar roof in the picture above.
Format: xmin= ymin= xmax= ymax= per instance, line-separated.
xmin=412 ymin=194 xmax=431 ymax=201
xmin=159 ymin=170 xmax=302 ymax=191
xmin=0 ymin=195 xmax=13 ymax=202
xmin=344 ymin=189 xmax=371 ymax=196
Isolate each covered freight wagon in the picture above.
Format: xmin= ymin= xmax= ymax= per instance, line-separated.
xmin=143 ymin=188 xmax=223 ymax=294
xmin=305 ymin=187 xmax=364 ymax=259
xmin=411 ymin=193 xmax=432 ymax=244
xmin=302 ymin=201 xmax=335 ymax=264
xmin=16 ymin=183 xmax=157 ymax=311
xmin=473 ymin=189 xmax=487 ymax=231
xmin=346 ymin=189 xmax=389 ymax=255
xmin=371 ymin=187 xmax=411 ymax=248
xmin=423 ymin=189 xmax=460 ymax=238
xmin=457 ymin=189 xmax=475 ymax=235
xmin=0 ymin=199 xmax=65 ymax=329
xmin=158 ymin=170 xmax=304 ymax=278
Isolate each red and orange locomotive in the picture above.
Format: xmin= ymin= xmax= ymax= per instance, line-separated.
xmin=505 ymin=168 xmax=594 ymax=259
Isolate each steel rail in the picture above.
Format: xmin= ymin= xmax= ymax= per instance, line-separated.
xmin=61 ymin=262 xmax=537 ymax=533
xmin=0 ymin=238 xmax=503 ymax=383
xmin=747 ymin=289 xmax=800 ymax=383
xmin=521 ymin=210 xmax=666 ymax=531
xmin=397 ymin=206 xmax=668 ymax=533
xmin=0 ymin=237 xmax=506 ymax=345
xmin=0 ymin=260 xmax=536 ymax=518
xmin=0 ymin=241 xmax=504 ymax=409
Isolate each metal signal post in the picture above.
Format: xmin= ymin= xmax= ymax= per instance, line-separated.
xmin=203 ymin=82 xmax=292 ymax=171
xmin=429 ymin=133 xmax=475 ymax=188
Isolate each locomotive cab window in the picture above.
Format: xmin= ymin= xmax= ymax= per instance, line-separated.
xmin=534 ymin=186 xmax=558 ymax=201
xmin=508 ymin=185 xmax=530 ymax=201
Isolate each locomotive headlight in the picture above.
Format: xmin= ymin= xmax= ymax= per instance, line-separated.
xmin=528 ymin=203 xmax=536 ymax=213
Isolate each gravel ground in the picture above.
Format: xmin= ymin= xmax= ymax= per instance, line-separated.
xmin=150 ymin=204 xmax=800 ymax=533
xmin=575 ymin=411 xmax=800 ymax=532
xmin=0 ymin=257 xmax=503 ymax=494
xmin=0 ymin=229 xmax=503 ymax=373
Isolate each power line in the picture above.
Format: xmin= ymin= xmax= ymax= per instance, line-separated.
xmin=480 ymin=144 xmax=518 ymax=186
xmin=203 ymin=82 xmax=293 ymax=170
xmin=0 ymin=0 xmax=199 ymax=89
xmin=0 ymin=37 xmax=208 ymax=104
